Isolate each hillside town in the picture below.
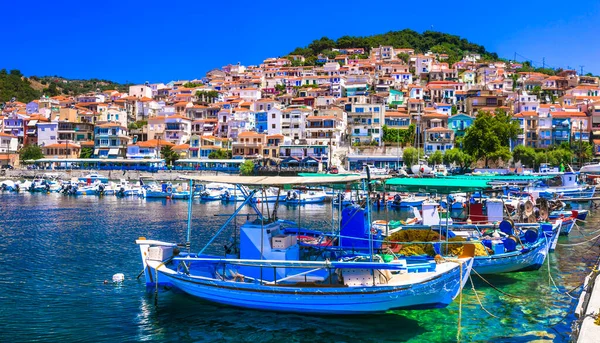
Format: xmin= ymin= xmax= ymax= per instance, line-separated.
xmin=2 ymin=47 xmax=599 ymax=172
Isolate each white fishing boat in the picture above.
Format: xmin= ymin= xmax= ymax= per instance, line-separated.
xmin=285 ymin=188 xmax=327 ymax=204
xmin=78 ymin=172 xmax=109 ymax=184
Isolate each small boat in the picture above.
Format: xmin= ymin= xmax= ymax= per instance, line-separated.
xmin=144 ymin=183 xmax=174 ymax=198
xmin=549 ymin=209 xmax=587 ymax=221
xmin=285 ymin=189 xmax=326 ymax=204
xmin=411 ymin=160 xmax=433 ymax=176
xmin=387 ymin=193 xmax=428 ymax=208
xmin=0 ymin=180 xmax=18 ymax=192
xmin=78 ymin=172 xmax=108 ymax=184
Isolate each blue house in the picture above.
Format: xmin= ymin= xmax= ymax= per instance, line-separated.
xmin=551 ymin=116 xmax=571 ymax=145
xmin=448 ymin=113 xmax=474 ymax=138
xmin=255 ymin=112 xmax=268 ymax=133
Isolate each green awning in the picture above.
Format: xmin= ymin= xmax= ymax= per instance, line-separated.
xmin=385 ymin=178 xmax=492 ymax=193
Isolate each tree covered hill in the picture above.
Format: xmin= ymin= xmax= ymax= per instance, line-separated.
xmin=289 ymin=29 xmax=499 ymax=65
xmin=0 ymin=69 xmax=131 ymax=103
xmin=0 ymin=69 xmax=41 ymax=103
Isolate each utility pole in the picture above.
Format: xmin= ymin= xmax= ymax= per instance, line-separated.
xmin=579 ymin=65 xmax=585 ymax=76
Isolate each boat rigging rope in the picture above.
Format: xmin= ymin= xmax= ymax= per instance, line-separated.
xmin=544 ymin=234 xmax=577 ymax=300
xmin=457 ymin=259 xmax=463 ymax=343
xmin=469 ymin=275 xmax=499 ymax=319
xmin=556 ymin=232 xmax=600 ymax=247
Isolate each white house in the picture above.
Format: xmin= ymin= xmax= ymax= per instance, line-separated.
xmin=36 ymin=122 xmax=59 ymax=147
xmin=128 ymin=84 xmax=153 ymax=98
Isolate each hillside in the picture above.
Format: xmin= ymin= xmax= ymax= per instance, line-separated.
xmin=289 ymin=29 xmax=499 ymax=65
xmin=0 ymin=69 xmax=131 ymax=103
xmin=0 ymin=69 xmax=41 ymax=103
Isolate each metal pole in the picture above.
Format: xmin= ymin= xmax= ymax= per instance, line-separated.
xmin=186 ymin=179 xmax=193 ymax=252
xmin=199 ymin=189 xmax=259 ymax=254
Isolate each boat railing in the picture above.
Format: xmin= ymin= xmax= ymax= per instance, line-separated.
xmin=172 ymin=256 xmax=408 ymax=286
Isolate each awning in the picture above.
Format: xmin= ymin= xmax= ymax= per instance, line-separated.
xmin=108 ymin=148 xmax=120 ymax=155
xmin=386 ymin=178 xmax=492 ymax=193
xmin=27 ymin=120 xmax=38 ymax=127
xmin=180 ymin=175 xmax=365 ymax=186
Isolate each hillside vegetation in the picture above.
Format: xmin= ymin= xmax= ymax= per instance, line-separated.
xmin=289 ymin=29 xmax=499 ymax=65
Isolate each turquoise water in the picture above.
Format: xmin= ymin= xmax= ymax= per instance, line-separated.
xmin=0 ymin=193 xmax=597 ymax=342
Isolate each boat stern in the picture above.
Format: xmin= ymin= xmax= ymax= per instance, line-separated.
xmin=135 ymin=237 xmax=178 ymax=287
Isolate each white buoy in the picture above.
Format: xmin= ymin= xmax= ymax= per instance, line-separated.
xmin=112 ymin=273 xmax=125 ymax=283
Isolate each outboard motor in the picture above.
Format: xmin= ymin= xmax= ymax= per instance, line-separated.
xmin=14 ymin=184 xmax=19 ymax=192
xmin=393 ymin=194 xmax=401 ymax=205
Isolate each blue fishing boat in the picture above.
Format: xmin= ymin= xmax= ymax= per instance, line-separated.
xmin=524 ymin=173 xmax=596 ymax=200
xmin=144 ymin=183 xmax=174 ymax=198
xmin=136 ymin=175 xmax=473 ymax=314
xmin=387 ymin=194 xmax=428 ymax=208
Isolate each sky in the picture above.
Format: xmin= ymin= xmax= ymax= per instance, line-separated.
xmin=2 ymin=0 xmax=600 ymax=84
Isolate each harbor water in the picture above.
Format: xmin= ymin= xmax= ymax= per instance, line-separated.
xmin=1 ymin=193 xmax=598 ymax=342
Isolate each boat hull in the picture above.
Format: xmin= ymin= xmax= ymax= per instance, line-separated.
xmin=151 ymin=259 xmax=472 ymax=314
xmin=472 ymin=238 xmax=549 ymax=274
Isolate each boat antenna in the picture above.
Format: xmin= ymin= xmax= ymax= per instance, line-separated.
xmin=186 ymin=178 xmax=193 ymax=252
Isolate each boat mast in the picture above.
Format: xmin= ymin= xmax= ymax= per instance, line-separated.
xmin=186 ymin=178 xmax=193 ymax=252
xmin=365 ymin=168 xmax=373 ymax=262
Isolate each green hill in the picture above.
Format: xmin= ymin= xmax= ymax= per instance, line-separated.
xmin=0 ymin=69 xmax=41 ymax=103
xmin=289 ymin=29 xmax=499 ymax=65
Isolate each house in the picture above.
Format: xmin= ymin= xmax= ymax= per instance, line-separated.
xmin=0 ymin=133 xmax=19 ymax=167
xmin=127 ymin=139 xmax=174 ymax=159
xmin=41 ymin=142 xmax=81 ymax=159
xmin=550 ymin=112 xmax=572 ymax=145
xmin=424 ymin=127 xmax=454 ymax=153
xmin=37 ymin=121 xmax=59 ymax=147
xmin=232 ymin=131 xmax=265 ymax=158
xmin=344 ymin=102 xmax=384 ymax=145
xmin=94 ymin=123 xmax=129 ymax=158
xmin=305 ymin=115 xmax=344 ymax=147
xmin=163 ymin=115 xmax=192 ymax=145
xmin=513 ymin=111 xmax=539 ymax=148
xmin=448 ymin=113 xmax=474 ymax=139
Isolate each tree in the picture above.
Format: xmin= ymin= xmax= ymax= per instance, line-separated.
xmin=239 ymin=160 xmax=255 ymax=176
xmin=463 ymin=110 xmax=520 ymax=167
xmin=20 ymin=144 xmax=44 ymax=161
xmin=43 ymin=82 xmax=61 ymax=97
xmin=397 ymin=53 xmax=410 ymax=64
xmin=402 ymin=147 xmax=424 ymax=168
xmin=79 ymin=147 xmax=93 ymax=159
xmin=274 ymin=84 xmax=286 ymax=94
xmin=429 ymin=150 xmax=443 ymax=165
xmin=451 ymin=105 xmax=458 ymax=115
xmin=443 ymin=148 xmax=473 ymax=171
xmin=208 ymin=149 xmax=232 ymax=159
xmin=512 ymin=145 xmax=536 ymax=167
xmin=488 ymin=146 xmax=512 ymax=167
xmin=160 ymin=146 xmax=179 ymax=166
xmin=572 ymin=141 xmax=594 ymax=165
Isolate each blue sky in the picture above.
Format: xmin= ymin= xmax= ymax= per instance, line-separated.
xmin=2 ymin=0 xmax=599 ymax=83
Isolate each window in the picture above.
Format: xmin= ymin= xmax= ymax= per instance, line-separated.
xmin=354 ymin=129 xmax=360 ymax=134
xmin=272 ymin=113 xmax=275 ymax=119
xmin=271 ymin=124 xmax=276 ymax=129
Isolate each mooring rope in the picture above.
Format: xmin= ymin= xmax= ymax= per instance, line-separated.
xmin=469 ymin=275 xmax=499 ymax=318
xmin=471 ymin=268 xmax=524 ymax=299
xmin=557 ymin=232 xmax=600 ymax=247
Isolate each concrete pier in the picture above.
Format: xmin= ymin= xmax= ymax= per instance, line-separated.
xmin=573 ymin=263 xmax=600 ymax=342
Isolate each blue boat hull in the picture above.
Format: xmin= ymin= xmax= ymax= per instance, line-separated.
xmin=151 ymin=259 xmax=472 ymax=314
xmin=145 ymin=191 xmax=172 ymax=198
xmin=285 ymin=196 xmax=326 ymax=204
xmin=472 ymin=237 xmax=549 ymax=274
